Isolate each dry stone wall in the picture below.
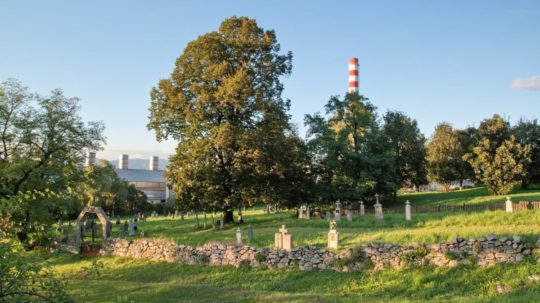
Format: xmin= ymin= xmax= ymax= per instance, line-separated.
xmin=99 ymin=233 xmax=540 ymax=272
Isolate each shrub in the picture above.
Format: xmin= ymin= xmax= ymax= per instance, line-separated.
xmin=400 ymin=244 xmax=430 ymax=266
xmin=254 ymin=252 xmax=267 ymax=262
xmin=198 ymin=254 xmax=209 ymax=264
xmin=0 ymin=240 xmax=75 ymax=302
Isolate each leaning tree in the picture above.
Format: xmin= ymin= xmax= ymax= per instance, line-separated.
xmin=148 ymin=17 xmax=305 ymax=223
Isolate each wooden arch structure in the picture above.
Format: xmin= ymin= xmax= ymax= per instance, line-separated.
xmin=76 ymin=206 xmax=111 ymax=241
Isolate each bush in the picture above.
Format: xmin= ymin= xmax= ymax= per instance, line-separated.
xmin=0 ymin=240 xmax=75 ymax=302
xmin=400 ymin=244 xmax=430 ymax=266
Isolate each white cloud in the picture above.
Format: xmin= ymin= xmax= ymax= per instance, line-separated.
xmin=511 ymin=76 xmax=540 ymax=90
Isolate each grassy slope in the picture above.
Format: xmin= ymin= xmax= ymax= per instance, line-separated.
xmin=397 ymin=186 xmax=540 ymax=206
xmin=44 ymin=253 xmax=539 ymax=303
xmin=52 ymin=187 xmax=540 ymax=302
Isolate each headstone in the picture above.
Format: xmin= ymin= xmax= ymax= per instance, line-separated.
xmin=119 ymin=225 xmax=125 ymax=239
xmin=128 ymin=220 xmax=135 ymax=236
xmin=247 ymin=224 xmax=253 ymax=242
xmin=236 ymin=227 xmax=242 ymax=245
xmin=298 ymin=205 xmax=304 ymax=219
xmin=405 ymin=200 xmax=412 ymax=221
xmin=506 ymin=196 xmax=513 ymax=213
xmin=133 ymin=219 xmax=138 ymax=231
xmin=325 ymin=211 xmax=331 ymax=220
xmin=306 ymin=205 xmax=311 ymax=220
xmin=360 ymin=201 xmax=365 ymax=216
xmin=335 ymin=200 xmax=341 ymax=221
xmin=374 ymin=194 xmax=384 ymax=220
xmin=274 ymin=225 xmax=293 ymax=251
xmin=219 ymin=217 xmax=224 ymax=229
xmin=123 ymin=221 xmax=128 ymax=236
xmin=328 ymin=220 xmax=339 ymax=249
xmin=347 ymin=204 xmax=353 ymax=222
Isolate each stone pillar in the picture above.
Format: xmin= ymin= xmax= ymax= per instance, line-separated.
xmin=506 ymin=196 xmax=513 ymax=213
xmin=405 ymin=200 xmax=412 ymax=221
xmin=347 ymin=208 xmax=353 ymax=222
xmin=247 ymin=224 xmax=253 ymax=242
xmin=360 ymin=201 xmax=365 ymax=216
xmin=306 ymin=205 xmax=311 ymax=220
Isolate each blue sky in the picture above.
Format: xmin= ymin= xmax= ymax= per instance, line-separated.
xmin=1 ymin=0 xmax=539 ymax=160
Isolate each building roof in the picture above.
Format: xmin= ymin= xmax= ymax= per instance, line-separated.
xmin=114 ymin=168 xmax=166 ymax=183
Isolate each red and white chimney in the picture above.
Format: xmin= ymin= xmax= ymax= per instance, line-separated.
xmin=348 ymin=57 xmax=359 ymax=93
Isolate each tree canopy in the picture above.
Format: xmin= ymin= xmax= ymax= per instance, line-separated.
xmin=148 ymin=17 xmax=305 ymax=222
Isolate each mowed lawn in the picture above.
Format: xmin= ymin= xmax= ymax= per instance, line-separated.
xmin=53 ymin=187 xmax=540 ymax=302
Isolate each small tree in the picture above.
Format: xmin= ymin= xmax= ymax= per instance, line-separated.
xmin=426 ymin=123 xmax=463 ymax=192
xmin=465 ymin=136 xmax=530 ymax=195
xmin=0 ymin=240 xmax=75 ymax=302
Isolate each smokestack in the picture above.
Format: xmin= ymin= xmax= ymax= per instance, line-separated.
xmin=348 ymin=57 xmax=359 ymax=93
xmin=119 ymin=154 xmax=129 ymax=170
xmin=85 ymin=151 xmax=96 ymax=166
xmin=149 ymin=156 xmax=159 ymax=171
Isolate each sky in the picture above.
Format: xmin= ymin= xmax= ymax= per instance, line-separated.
xmin=1 ymin=0 xmax=539 ymax=160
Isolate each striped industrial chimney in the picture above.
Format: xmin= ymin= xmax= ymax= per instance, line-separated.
xmin=348 ymin=57 xmax=359 ymax=93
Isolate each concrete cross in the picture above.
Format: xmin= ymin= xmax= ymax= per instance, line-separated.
xmin=279 ymin=225 xmax=288 ymax=235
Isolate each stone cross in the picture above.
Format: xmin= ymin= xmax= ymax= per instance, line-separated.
xmin=328 ymin=220 xmax=339 ymax=249
xmin=236 ymin=227 xmax=242 ymax=245
xmin=298 ymin=205 xmax=304 ymax=219
xmin=335 ymin=200 xmax=341 ymax=221
xmin=505 ymin=196 xmax=513 ymax=213
xmin=374 ymin=194 xmax=384 ymax=220
xmin=360 ymin=201 xmax=365 ymax=216
xmin=405 ymin=200 xmax=412 ymax=221
xmin=247 ymin=224 xmax=253 ymax=242
xmin=274 ymin=225 xmax=293 ymax=251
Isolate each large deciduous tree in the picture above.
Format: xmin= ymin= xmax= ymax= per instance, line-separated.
xmin=512 ymin=118 xmax=540 ymax=188
xmin=148 ymin=17 xmax=304 ymax=222
xmin=382 ymin=111 xmax=427 ymax=199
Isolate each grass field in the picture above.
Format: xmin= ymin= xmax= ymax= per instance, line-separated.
xmin=49 ymin=186 xmax=540 ymax=302
xmin=42 ymin=253 xmax=539 ymax=303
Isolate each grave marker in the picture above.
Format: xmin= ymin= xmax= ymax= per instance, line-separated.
xmin=405 ymin=200 xmax=412 ymax=221
xmin=274 ymin=225 xmax=293 ymax=251
xmin=328 ymin=220 xmax=339 ymax=249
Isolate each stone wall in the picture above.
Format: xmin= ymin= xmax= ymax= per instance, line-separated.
xmin=99 ymin=234 xmax=540 ymax=272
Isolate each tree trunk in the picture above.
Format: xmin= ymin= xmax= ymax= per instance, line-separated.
xmin=223 ymin=208 xmax=234 ymax=224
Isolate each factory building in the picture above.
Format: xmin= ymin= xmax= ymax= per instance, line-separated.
xmin=85 ymin=152 xmax=172 ymax=204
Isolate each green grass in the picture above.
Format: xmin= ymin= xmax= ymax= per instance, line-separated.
xmin=41 ymin=253 xmax=540 ymax=303
xmin=51 ymin=186 xmax=540 ymax=302
xmin=109 ymin=207 xmax=540 ymax=249
xmin=397 ymin=185 xmax=540 ymax=206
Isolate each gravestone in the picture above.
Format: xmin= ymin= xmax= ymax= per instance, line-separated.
xmin=123 ymin=221 xmax=128 ymax=236
xmin=119 ymin=225 xmax=125 ymax=239
xmin=236 ymin=227 xmax=242 ymax=245
xmin=274 ymin=225 xmax=293 ymax=251
xmin=506 ymin=196 xmax=513 ymax=213
xmin=128 ymin=220 xmax=136 ymax=236
xmin=374 ymin=194 xmax=384 ymax=220
xmin=219 ymin=217 xmax=224 ymax=229
xmin=306 ymin=205 xmax=311 ymax=220
xmin=247 ymin=224 xmax=253 ymax=242
xmin=360 ymin=201 xmax=365 ymax=216
xmin=335 ymin=200 xmax=341 ymax=221
xmin=328 ymin=220 xmax=339 ymax=249
xmin=298 ymin=206 xmax=304 ymax=219
xmin=347 ymin=204 xmax=353 ymax=222
xmin=405 ymin=200 xmax=412 ymax=221
xmin=325 ymin=211 xmax=331 ymax=220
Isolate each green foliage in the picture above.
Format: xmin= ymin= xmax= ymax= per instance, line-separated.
xmin=148 ymin=17 xmax=305 ymax=220
xmin=512 ymin=118 xmax=540 ymax=188
xmin=427 ymin=123 xmax=465 ymax=192
xmin=255 ymin=252 xmax=267 ymax=262
xmin=305 ymin=93 xmax=395 ymax=205
xmin=0 ymin=79 xmax=105 ymax=245
xmin=0 ymin=240 xmax=75 ymax=302
xmin=382 ymin=111 xmax=427 ymax=194
xmin=466 ymin=136 xmax=531 ymax=195
xmin=80 ymin=259 xmax=105 ymax=279
xmin=400 ymin=244 xmax=430 ymax=266
xmin=198 ymin=254 xmax=210 ymax=264
xmin=444 ymin=250 xmax=464 ymax=261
